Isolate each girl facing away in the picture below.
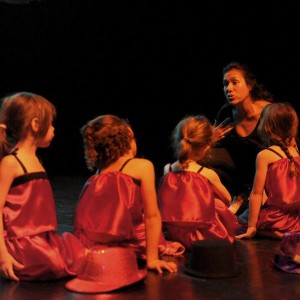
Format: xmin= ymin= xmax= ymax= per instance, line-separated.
xmin=0 ymin=92 xmax=85 ymax=281
xmin=73 ymin=115 xmax=184 ymax=274
xmin=158 ymin=114 xmax=238 ymax=250
xmin=237 ymin=102 xmax=300 ymax=240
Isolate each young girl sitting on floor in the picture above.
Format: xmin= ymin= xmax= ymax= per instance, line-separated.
xmin=158 ymin=114 xmax=238 ymax=249
xmin=73 ymin=114 xmax=184 ymax=274
xmin=237 ymin=102 xmax=300 ymax=240
xmin=0 ymin=92 xmax=85 ymax=281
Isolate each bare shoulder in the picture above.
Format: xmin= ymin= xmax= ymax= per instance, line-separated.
xmin=255 ymin=99 xmax=272 ymax=107
xmin=256 ymin=148 xmax=278 ymax=164
xmin=131 ymin=157 xmax=154 ymax=170
xmin=127 ymin=158 xmax=155 ymax=181
xmin=257 ymin=149 xmax=270 ymax=159
xmin=257 ymin=99 xmax=272 ymax=109
xmin=0 ymin=155 xmax=20 ymax=179
xmin=0 ymin=155 xmax=18 ymax=169
xmin=201 ymin=166 xmax=220 ymax=181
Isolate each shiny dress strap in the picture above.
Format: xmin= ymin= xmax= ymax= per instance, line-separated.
xmin=10 ymin=152 xmax=28 ymax=173
xmin=265 ymin=148 xmax=284 ymax=158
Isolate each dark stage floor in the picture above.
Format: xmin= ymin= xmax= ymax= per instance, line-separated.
xmin=1 ymin=176 xmax=299 ymax=300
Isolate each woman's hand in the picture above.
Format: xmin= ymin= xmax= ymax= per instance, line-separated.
xmin=213 ymin=118 xmax=235 ymax=142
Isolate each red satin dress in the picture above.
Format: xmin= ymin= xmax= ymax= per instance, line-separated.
xmin=3 ymin=154 xmax=86 ymax=281
xmin=257 ymin=148 xmax=300 ymax=233
xmin=158 ymin=165 xmax=238 ymax=249
xmin=74 ymin=158 xmax=185 ymax=259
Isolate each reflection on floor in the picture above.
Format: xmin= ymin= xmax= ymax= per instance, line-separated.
xmin=1 ymin=176 xmax=299 ymax=300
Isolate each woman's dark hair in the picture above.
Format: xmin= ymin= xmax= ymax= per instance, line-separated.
xmin=223 ymin=62 xmax=274 ymax=102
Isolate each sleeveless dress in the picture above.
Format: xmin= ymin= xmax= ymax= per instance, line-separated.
xmin=157 ymin=164 xmax=238 ymax=249
xmin=256 ymin=148 xmax=300 ymax=233
xmin=73 ymin=158 xmax=185 ymax=259
xmin=3 ymin=153 xmax=86 ymax=281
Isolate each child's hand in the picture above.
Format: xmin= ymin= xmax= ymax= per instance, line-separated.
xmin=0 ymin=253 xmax=24 ymax=281
xmin=147 ymin=258 xmax=178 ymax=274
xmin=236 ymin=226 xmax=257 ymax=240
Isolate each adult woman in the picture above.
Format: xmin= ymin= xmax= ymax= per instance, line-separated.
xmin=201 ymin=62 xmax=273 ymax=214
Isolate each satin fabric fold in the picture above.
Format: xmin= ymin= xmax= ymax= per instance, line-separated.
xmin=158 ymin=171 xmax=238 ymax=249
xmin=257 ymin=157 xmax=300 ymax=232
xmin=74 ymin=172 xmax=185 ymax=259
xmin=4 ymin=174 xmax=86 ymax=281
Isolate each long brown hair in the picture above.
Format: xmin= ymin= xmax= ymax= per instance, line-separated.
xmin=223 ymin=61 xmax=274 ymax=102
xmin=258 ymin=102 xmax=299 ymax=176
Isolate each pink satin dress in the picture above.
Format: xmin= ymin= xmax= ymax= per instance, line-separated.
xmin=257 ymin=148 xmax=300 ymax=233
xmin=3 ymin=154 xmax=85 ymax=281
xmin=158 ymin=165 xmax=238 ymax=249
xmin=74 ymin=158 xmax=185 ymax=259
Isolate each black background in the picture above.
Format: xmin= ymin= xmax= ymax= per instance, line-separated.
xmin=0 ymin=0 xmax=299 ymax=176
